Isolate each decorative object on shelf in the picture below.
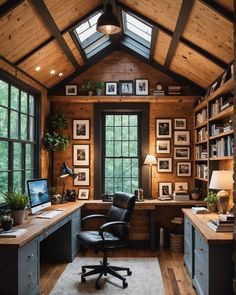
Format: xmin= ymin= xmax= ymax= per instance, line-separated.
xmin=78 ymin=189 xmax=89 ymax=200
xmin=156 ymin=119 xmax=172 ymax=138
xmin=72 ymin=119 xmax=90 ymax=140
xmin=157 ymin=158 xmax=172 ymax=172
xmin=174 ymin=118 xmax=186 ymax=130
xmin=73 ymin=144 xmax=90 ymax=166
xmin=96 ymin=3 xmax=121 ymax=35
xmin=0 ymin=214 xmax=14 ymax=231
xmin=203 ymin=191 xmax=218 ymax=212
xmin=191 ymin=188 xmax=200 ymax=200
xmin=153 ymin=82 xmax=165 ymax=96
xmin=80 ymin=80 xmax=96 ymax=96
xmin=95 ymin=81 xmax=104 ymax=95
xmin=174 ymin=147 xmax=190 ymax=159
xmin=105 ymin=81 xmax=118 ymax=95
xmin=177 ymin=162 xmax=191 ymax=177
xmin=167 ymin=85 xmax=182 ymax=95
xmin=156 ymin=140 xmax=170 ymax=153
xmin=65 ymin=84 xmax=78 ymax=96
xmin=174 ymin=130 xmax=190 ymax=145
xmin=74 ymin=168 xmax=90 ymax=186
xmin=119 ymin=80 xmax=133 ymax=95
xmin=209 ymin=170 xmax=233 ymax=214
xmin=144 ymin=154 xmax=157 ymax=198
xmin=159 ymin=182 xmax=172 ymax=198
xmin=135 ymin=78 xmax=149 ymax=95
xmin=175 ymin=182 xmax=188 ymax=192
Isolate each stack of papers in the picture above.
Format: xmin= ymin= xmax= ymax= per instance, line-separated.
xmin=0 ymin=228 xmax=27 ymax=238
xmin=191 ymin=207 xmax=209 ymax=214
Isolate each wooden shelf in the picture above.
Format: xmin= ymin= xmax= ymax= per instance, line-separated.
xmin=209 ymin=156 xmax=233 ymax=161
xmin=195 ymin=139 xmax=208 ymax=144
xmin=208 ymin=106 xmax=233 ymax=121
xmin=194 ymin=100 xmax=208 ymax=113
xmin=195 ymin=177 xmax=208 ymax=182
xmin=195 ymin=158 xmax=208 ymax=161
xmin=209 ymin=129 xmax=234 ymax=140
xmin=208 ymin=77 xmax=233 ymax=102
xmin=195 ymin=121 xmax=208 ymax=129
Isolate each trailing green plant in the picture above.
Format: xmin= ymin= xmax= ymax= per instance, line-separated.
xmin=204 ymin=191 xmax=218 ymax=204
xmin=43 ymin=132 xmax=70 ymax=151
xmin=48 ymin=113 xmax=68 ymax=130
xmin=2 ymin=191 xmax=28 ymax=210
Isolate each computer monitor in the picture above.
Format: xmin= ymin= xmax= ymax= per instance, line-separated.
xmin=27 ymin=178 xmax=51 ymax=214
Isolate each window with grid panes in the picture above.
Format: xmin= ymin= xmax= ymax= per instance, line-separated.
xmin=103 ymin=113 xmax=140 ymax=194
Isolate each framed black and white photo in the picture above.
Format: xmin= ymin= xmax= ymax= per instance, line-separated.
xmin=78 ymin=189 xmax=89 ymax=200
xmin=157 ymin=158 xmax=172 ymax=172
xmin=119 ymin=80 xmax=133 ymax=95
xmin=156 ymin=140 xmax=170 ymax=153
xmin=156 ymin=119 xmax=172 ymax=138
xmin=73 ymin=119 xmax=90 ymax=140
xmin=74 ymin=168 xmax=90 ymax=186
xmin=174 ymin=131 xmax=190 ymax=145
xmin=174 ymin=182 xmax=188 ymax=192
xmin=135 ymin=78 xmax=149 ymax=95
xmin=174 ymin=147 xmax=190 ymax=159
xmin=177 ymin=162 xmax=191 ymax=177
xmin=159 ymin=183 xmax=172 ymax=198
xmin=105 ymin=81 xmax=118 ymax=95
xmin=65 ymin=84 xmax=77 ymax=96
xmin=174 ymin=118 xmax=186 ymax=130
xmin=73 ymin=144 xmax=90 ymax=166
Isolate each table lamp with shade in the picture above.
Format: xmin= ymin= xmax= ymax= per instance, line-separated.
xmin=209 ymin=170 xmax=233 ymax=214
xmin=144 ymin=154 xmax=157 ymax=198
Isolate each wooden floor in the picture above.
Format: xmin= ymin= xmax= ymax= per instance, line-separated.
xmin=40 ymin=248 xmax=196 ymax=295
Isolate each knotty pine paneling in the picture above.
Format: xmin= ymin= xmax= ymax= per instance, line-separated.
xmin=214 ymin=0 xmax=234 ymax=12
xmin=153 ymin=31 xmax=171 ymax=66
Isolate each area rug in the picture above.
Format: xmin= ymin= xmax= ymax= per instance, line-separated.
xmin=50 ymin=257 xmax=165 ymax=295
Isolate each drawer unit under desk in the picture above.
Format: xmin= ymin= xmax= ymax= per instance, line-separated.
xmin=184 ymin=217 xmax=193 ymax=278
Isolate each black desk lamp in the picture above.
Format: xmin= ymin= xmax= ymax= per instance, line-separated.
xmin=57 ymin=162 xmax=77 ymax=201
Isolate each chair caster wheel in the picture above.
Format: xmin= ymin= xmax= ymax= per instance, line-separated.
xmin=81 ymin=276 xmax=86 ymax=283
xmin=127 ymin=270 xmax=132 ymax=276
xmin=82 ymin=267 xmax=86 ymax=273
xmin=123 ymin=281 xmax=128 ymax=288
xmin=95 ymin=283 xmax=101 ymax=290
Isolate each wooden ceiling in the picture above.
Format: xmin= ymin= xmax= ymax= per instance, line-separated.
xmin=0 ymin=0 xmax=234 ymax=92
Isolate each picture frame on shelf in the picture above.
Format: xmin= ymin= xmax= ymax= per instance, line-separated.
xmin=65 ymin=84 xmax=77 ymax=96
xmin=73 ymin=144 xmax=90 ymax=166
xmin=156 ymin=140 xmax=170 ymax=153
xmin=159 ymin=182 xmax=172 ymax=198
xmin=174 ymin=118 xmax=186 ymax=130
xmin=119 ymin=80 xmax=133 ymax=95
xmin=174 ymin=147 xmax=190 ymax=159
xmin=177 ymin=162 xmax=191 ymax=177
xmin=105 ymin=81 xmax=118 ymax=95
xmin=156 ymin=119 xmax=172 ymax=138
xmin=174 ymin=131 xmax=190 ymax=145
xmin=135 ymin=78 xmax=149 ymax=95
xmin=157 ymin=158 xmax=172 ymax=172
xmin=174 ymin=182 xmax=188 ymax=192
xmin=74 ymin=168 xmax=90 ymax=186
xmin=73 ymin=119 xmax=90 ymax=140
xmin=78 ymin=189 xmax=89 ymax=200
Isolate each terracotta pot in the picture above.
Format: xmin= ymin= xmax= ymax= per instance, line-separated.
xmin=207 ymin=203 xmax=217 ymax=213
xmin=191 ymin=193 xmax=200 ymax=200
xmin=11 ymin=210 xmax=25 ymax=225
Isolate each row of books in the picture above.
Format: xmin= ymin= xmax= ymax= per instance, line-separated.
xmin=195 ymin=127 xmax=208 ymax=142
xmin=196 ymin=108 xmax=207 ymax=126
xmin=167 ymin=85 xmax=182 ymax=95
xmin=196 ymin=164 xmax=208 ymax=179
xmin=173 ymin=191 xmax=190 ymax=201
xmin=210 ymin=136 xmax=233 ymax=158
xmin=153 ymin=90 xmax=165 ymax=96
xmin=207 ymin=214 xmax=234 ymax=232
xmin=210 ymin=99 xmax=220 ymax=117
xmin=195 ymin=146 xmax=207 ymax=159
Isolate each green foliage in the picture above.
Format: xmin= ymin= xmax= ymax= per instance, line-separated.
xmin=204 ymin=191 xmax=218 ymax=204
xmin=2 ymin=191 xmax=28 ymax=210
xmin=95 ymin=81 xmax=104 ymax=88
xmin=43 ymin=132 xmax=70 ymax=151
xmin=48 ymin=113 xmax=68 ymax=130
xmin=80 ymin=80 xmax=96 ymax=90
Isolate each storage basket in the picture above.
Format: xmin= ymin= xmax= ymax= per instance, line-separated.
xmin=170 ymin=233 xmax=183 ymax=252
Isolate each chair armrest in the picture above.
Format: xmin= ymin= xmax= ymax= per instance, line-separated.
xmin=82 ymin=214 xmax=107 ymax=229
xmin=99 ymin=221 xmax=129 ymax=240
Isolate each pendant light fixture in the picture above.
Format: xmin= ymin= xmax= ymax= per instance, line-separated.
xmin=96 ymin=3 xmax=121 ymax=35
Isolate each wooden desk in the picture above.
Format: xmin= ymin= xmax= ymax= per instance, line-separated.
xmin=0 ymin=202 xmax=83 ymax=295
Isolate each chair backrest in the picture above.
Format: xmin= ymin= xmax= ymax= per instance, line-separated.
xmin=107 ymin=192 xmax=136 ymax=240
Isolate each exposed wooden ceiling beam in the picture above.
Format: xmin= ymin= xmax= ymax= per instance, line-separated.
xmin=0 ymin=0 xmax=24 ymax=18
xmin=149 ymin=27 xmax=158 ymax=61
xmin=200 ymin=0 xmax=233 ymax=23
xmin=164 ymin=0 xmax=194 ymax=70
xmin=31 ymin=0 xmax=80 ymax=71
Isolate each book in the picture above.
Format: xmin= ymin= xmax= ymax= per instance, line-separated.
xmin=207 ymin=221 xmax=233 ymax=232
xmin=208 ymin=219 xmax=233 ymax=227
xmin=191 ymin=207 xmax=209 ymax=214
xmin=219 ymin=214 xmax=235 ymax=221
xmin=0 ymin=228 xmax=27 ymax=238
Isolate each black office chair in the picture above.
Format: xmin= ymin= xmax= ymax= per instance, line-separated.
xmin=77 ymin=192 xmax=136 ymax=289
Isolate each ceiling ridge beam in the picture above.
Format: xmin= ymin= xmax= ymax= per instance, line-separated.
xmin=164 ymin=0 xmax=194 ymax=70
xmin=0 ymin=0 xmax=24 ymax=18
xmin=199 ymin=0 xmax=233 ymax=23
xmin=31 ymin=0 xmax=80 ymax=71
xmin=149 ymin=27 xmax=158 ymax=61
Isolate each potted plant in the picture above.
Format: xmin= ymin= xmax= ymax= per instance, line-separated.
xmin=2 ymin=191 xmax=29 ymax=225
xmin=204 ymin=191 xmax=218 ymax=212
xmin=191 ymin=187 xmax=200 ymax=200
xmin=80 ymin=80 xmax=95 ymax=96
xmin=42 ymin=132 xmax=70 ymax=151
xmin=1 ymin=214 xmax=13 ymax=231
xmin=95 ymin=81 xmax=104 ymax=95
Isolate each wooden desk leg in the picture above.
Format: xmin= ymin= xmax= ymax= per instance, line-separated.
xmin=150 ymin=210 xmax=156 ymax=250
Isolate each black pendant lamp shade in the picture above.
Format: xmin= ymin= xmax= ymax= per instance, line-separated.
xmin=97 ymin=3 xmax=121 ymax=35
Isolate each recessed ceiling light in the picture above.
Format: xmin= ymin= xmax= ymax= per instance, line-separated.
xmin=35 ymin=66 xmax=41 ymax=71
xmin=59 ymin=72 xmax=63 ymax=77
xmin=50 ymin=70 xmax=56 ymax=75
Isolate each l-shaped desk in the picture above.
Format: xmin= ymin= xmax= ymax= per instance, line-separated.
xmin=0 ymin=199 xmax=206 ymax=295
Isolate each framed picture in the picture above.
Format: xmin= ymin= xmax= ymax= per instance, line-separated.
xmin=119 ymin=80 xmax=133 ymax=95
xmin=74 ymin=168 xmax=90 ymax=186
xmin=73 ymin=119 xmax=90 ymax=140
xmin=174 ymin=182 xmax=188 ymax=192
xmin=156 ymin=140 xmax=170 ymax=153
xmin=177 ymin=162 xmax=191 ymax=177
xmin=135 ymin=78 xmax=149 ymax=95
xmin=157 ymin=158 xmax=172 ymax=172
xmin=174 ymin=147 xmax=190 ymax=159
xmin=174 ymin=131 xmax=190 ymax=146
xmin=174 ymin=118 xmax=186 ymax=130
xmin=156 ymin=119 xmax=172 ymax=138
xmin=65 ymin=84 xmax=77 ymax=96
xmin=78 ymin=189 xmax=89 ymax=200
xmin=105 ymin=81 xmax=118 ymax=95
xmin=159 ymin=183 xmax=172 ymax=198
xmin=73 ymin=144 xmax=90 ymax=166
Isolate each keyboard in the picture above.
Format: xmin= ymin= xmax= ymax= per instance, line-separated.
xmin=37 ymin=210 xmax=63 ymax=219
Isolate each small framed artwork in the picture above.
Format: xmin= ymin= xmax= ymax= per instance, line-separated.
xmin=159 ymin=183 xmax=172 ymax=198
xmin=174 ymin=131 xmax=190 ymax=146
xmin=156 ymin=140 xmax=170 ymax=153
xmin=73 ymin=144 xmax=90 ymax=166
xmin=156 ymin=119 xmax=172 ymax=138
xmin=135 ymin=78 xmax=149 ymax=95
xmin=119 ymin=80 xmax=133 ymax=95
xmin=174 ymin=147 xmax=190 ymax=159
xmin=74 ymin=168 xmax=90 ymax=186
xmin=78 ymin=189 xmax=89 ymax=200
xmin=174 ymin=182 xmax=188 ymax=192
xmin=157 ymin=158 xmax=172 ymax=172
xmin=65 ymin=84 xmax=77 ymax=96
xmin=105 ymin=81 xmax=118 ymax=95
xmin=174 ymin=118 xmax=186 ymax=130
xmin=73 ymin=119 xmax=90 ymax=140
xmin=177 ymin=162 xmax=191 ymax=177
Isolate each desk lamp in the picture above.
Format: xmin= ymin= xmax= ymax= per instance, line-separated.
xmin=58 ymin=162 xmax=77 ymax=201
xmin=209 ymin=170 xmax=233 ymax=214
xmin=144 ymin=154 xmax=157 ymax=198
